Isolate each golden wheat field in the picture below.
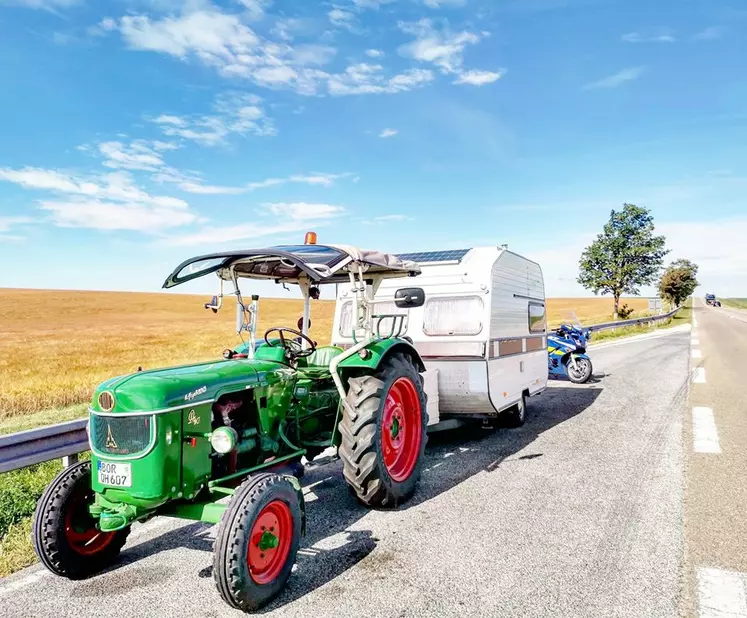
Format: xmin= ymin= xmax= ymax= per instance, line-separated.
xmin=0 ymin=289 xmax=650 ymax=418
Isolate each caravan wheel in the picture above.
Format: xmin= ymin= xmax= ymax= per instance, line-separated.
xmin=503 ymin=393 xmax=527 ymax=428
xmin=339 ymin=353 xmax=428 ymax=508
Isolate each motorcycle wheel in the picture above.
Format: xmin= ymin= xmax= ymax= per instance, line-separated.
xmin=567 ymin=357 xmax=593 ymax=384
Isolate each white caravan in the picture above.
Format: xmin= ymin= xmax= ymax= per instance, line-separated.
xmin=331 ymin=246 xmax=548 ymax=427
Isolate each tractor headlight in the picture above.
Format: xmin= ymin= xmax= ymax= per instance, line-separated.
xmin=210 ymin=426 xmax=238 ymax=454
xmin=165 ymin=426 xmax=173 ymax=445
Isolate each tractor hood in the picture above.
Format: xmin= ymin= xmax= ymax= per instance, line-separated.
xmin=90 ymin=358 xmax=290 ymax=414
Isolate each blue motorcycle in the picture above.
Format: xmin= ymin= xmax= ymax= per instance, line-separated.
xmin=548 ymin=320 xmax=593 ymax=384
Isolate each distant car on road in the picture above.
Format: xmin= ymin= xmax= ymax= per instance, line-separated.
xmin=705 ymin=293 xmax=721 ymax=307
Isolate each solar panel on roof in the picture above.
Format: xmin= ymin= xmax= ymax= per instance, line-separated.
xmin=395 ymin=249 xmax=471 ymax=263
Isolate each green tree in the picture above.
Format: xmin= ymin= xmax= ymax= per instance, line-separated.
xmin=577 ymin=203 xmax=669 ymax=319
xmin=658 ymin=259 xmax=699 ymax=308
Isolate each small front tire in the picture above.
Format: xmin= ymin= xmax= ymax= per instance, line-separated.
xmin=567 ymin=357 xmax=593 ymax=384
xmin=213 ymin=473 xmax=303 ymax=612
xmin=33 ymin=461 xmax=130 ymax=580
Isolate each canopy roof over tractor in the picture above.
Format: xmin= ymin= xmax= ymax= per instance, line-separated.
xmin=163 ymin=244 xmax=421 ymax=289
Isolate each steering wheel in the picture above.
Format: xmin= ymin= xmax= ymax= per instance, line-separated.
xmin=264 ymin=327 xmax=317 ymax=359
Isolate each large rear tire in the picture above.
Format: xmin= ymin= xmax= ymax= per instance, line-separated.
xmin=339 ymin=353 xmax=428 ymax=508
xmin=213 ymin=473 xmax=303 ymax=612
xmin=33 ymin=461 xmax=130 ymax=579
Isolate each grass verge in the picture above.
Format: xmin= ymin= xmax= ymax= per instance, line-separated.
xmin=0 ymin=459 xmax=64 ymax=577
xmin=723 ymin=298 xmax=747 ymax=310
xmin=0 ymin=403 xmax=88 ymax=436
xmin=589 ymin=303 xmax=690 ymax=344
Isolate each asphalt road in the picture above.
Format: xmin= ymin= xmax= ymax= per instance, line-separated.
xmin=1 ymin=329 xmax=693 ymax=617
xmin=682 ymin=300 xmax=747 ymax=618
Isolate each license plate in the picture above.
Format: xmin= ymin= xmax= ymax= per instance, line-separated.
xmin=97 ymin=461 xmax=132 ymax=488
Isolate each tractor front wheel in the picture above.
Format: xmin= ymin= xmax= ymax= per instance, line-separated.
xmin=339 ymin=353 xmax=428 ymax=508
xmin=33 ymin=461 xmax=130 ymax=579
xmin=213 ymin=473 xmax=303 ymax=612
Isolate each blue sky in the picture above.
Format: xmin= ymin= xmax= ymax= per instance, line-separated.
xmin=0 ymin=0 xmax=745 ymax=298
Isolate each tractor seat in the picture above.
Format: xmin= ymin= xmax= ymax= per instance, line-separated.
xmin=298 ymin=345 xmax=344 ymax=370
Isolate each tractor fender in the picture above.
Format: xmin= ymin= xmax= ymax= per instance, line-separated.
xmin=337 ymin=338 xmax=425 ymax=374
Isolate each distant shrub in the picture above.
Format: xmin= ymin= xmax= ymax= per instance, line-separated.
xmin=617 ymin=304 xmax=635 ymax=320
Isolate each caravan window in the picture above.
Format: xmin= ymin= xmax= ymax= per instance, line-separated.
xmin=338 ymin=301 xmax=409 ymax=337
xmin=528 ymin=302 xmax=546 ymax=333
xmin=423 ymin=296 xmax=483 ymax=336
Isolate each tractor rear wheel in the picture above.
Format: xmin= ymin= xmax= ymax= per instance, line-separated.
xmin=33 ymin=461 xmax=130 ymax=579
xmin=339 ymin=353 xmax=428 ymax=508
xmin=213 ymin=473 xmax=303 ymax=612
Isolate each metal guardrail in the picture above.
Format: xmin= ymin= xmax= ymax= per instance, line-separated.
xmin=0 ymin=305 xmax=683 ymax=475
xmin=587 ymin=306 xmax=680 ymax=333
xmin=0 ymin=418 xmax=88 ymax=474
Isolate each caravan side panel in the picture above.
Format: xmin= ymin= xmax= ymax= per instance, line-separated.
xmin=487 ymin=252 xmax=547 ymax=411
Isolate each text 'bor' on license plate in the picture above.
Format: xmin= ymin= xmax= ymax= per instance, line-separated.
xmin=97 ymin=461 xmax=132 ymax=487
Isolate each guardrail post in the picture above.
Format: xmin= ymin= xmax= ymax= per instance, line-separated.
xmin=62 ymin=454 xmax=79 ymax=467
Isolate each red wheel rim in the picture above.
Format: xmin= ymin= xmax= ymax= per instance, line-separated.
xmin=64 ymin=491 xmax=116 ymax=556
xmin=247 ymin=500 xmax=293 ymax=585
xmin=381 ymin=377 xmax=422 ymax=482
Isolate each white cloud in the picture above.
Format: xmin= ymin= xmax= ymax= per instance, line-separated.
xmin=98 ymin=140 xmax=167 ymax=171
xmin=0 ymin=167 xmax=196 ymax=232
xmin=153 ymin=114 xmax=186 ymax=126
xmin=0 ymin=215 xmax=34 ymax=232
xmin=365 ymin=48 xmax=383 ymax=57
xmin=164 ymin=201 xmax=345 ymax=246
xmin=151 ymin=93 xmax=275 ymax=146
xmin=118 ymin=10 xmax=260 ymax=58
xmin=658 ymin=217 xmax=747 ymax=297
xmin=0 ymin=0 xmax=80 ymax=10
xmin=179 ymin=171 xmax=353 ymax=194
xmin=454 ymin=69 xmax=503 ymax=85
xmin=266 ymin=202 xmax=345 ymax=220
xmin=109 ymin=6 xmax=434 ymax=97
xmin=328 ymin=8 xmax=357 ymax=31
xmin=362 ymin=213 xmax=412 ymax=225
xmin=235 ymin=0 xmax=271 ymax=21
xmin=621 ymin=32 xmax=675 ymax=43
xmin=423 ymin=0 xmax=467 ymax=7
xmin=379 ymin=128 xmax=397 ymax=138
xmin=352 ymin=0 xmax=395 ymax=8
xmin=694 ymin=26 xmax=723 ymax=41
xmin=39 ymin=199 xmax=198 ymax=232
xmin=0 ymin=167 xmax=187 ymax=208
xmin=178 ymin=182 xmax=247 ymax=195
xmin=163 ymin=221 xmax=310 ymax=246
xmin=583 ymin=66 xmax=644 ymax=90
xmin=398 ymin=18 xmax=480 ymax=74
xmin=327 ymin=64 xmax=434 ymax=95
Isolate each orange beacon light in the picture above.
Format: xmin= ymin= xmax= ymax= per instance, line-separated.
xmin=304 ymin=231 xmax=317 ymax=245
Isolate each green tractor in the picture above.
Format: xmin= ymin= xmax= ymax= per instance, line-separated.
xmin=32 ymin=240 xmax=429 ymax=611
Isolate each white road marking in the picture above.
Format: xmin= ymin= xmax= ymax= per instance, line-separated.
xmin=693 ymin=367 xmax=707 ymax=384
xmin=698 ymin=566 xmax=747 ymax=617
xmin=0 ymin=569 xmax=49 ymax=598
xmin=692 ymin=407 xmax=721 ymax=454
xmin=693 ymin=349 xmax=703 ymax=359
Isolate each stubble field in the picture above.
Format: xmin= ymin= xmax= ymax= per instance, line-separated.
xmin=0 ymin=289 xmax=650 ymax=421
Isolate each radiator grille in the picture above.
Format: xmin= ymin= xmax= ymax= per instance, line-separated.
xmin=91 ymin=414 xmax=154 ymax=457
